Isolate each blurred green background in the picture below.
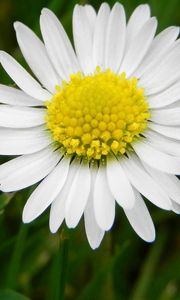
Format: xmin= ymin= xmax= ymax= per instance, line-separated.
xmin=0 ymin=0 xmax=180 ymax=299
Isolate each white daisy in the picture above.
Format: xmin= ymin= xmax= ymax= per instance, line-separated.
xmin=0 ymin=3 xmax=179 ymax=249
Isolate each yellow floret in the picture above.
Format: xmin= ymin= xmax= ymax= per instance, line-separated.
xmin=45 ymin=68 xmax=149 ymax=160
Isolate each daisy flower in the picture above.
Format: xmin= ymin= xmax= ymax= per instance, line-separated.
xmin=0 ymin=2 xmax=179 ymax=249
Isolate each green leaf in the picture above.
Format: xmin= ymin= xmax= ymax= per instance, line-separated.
xmin=0 ymin=290 xmax=30 ymax=300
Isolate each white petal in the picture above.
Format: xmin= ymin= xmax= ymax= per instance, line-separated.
xmin=125 ymin=4 xmax=151 ymax=50
xmin=148 ymin=81 xmax=180 ymax=108
xmin=23 ymin=157 xmax=70 ymax=223
xmin=73 ymin=5 xmax=94 ymax=74
xmin=143 ymin=162 xmax=180 ymax=205
xmin=84 ymin=4 xmax=96 ymax=32
xmin=84 ymin=168 xmax=104 ymax=249
xmin=0 ymin=84 xmax=42 ymax=106
xmin=164 ymin=101 xmax=180 ymax=109
xmin=40 ymin=8 xmax=79 ymax=80
xmin=151 ymin=107 xmax=180 ymax=126
xmin=144 ymin=130 xmax=180 ymax=156
xmin=134 ymin=26 xmax=180 ymax=78
xmin=84 ymin=203 xmax=104 ymax=249
xmin=0 ymin=126 xmax=51 ymax=155
xmin=149 ymin=123 xmax=180 ymax=140
xmin=122 ymin=155 xmax=171 ymax=210
xmin=0 ymin=51 xmax=51 ymax=100
xmin=171 ymin=201 xmax=180 ymax=214
xmin=14 ymin=22 xmax=60 ymax=93
xmin=49 ymin=162 xmax=77 ymax=233
xmin=119 ymin=17 xmax=157 ymax=77
xmin=0 ymin=147 xmax=60 ymax=192
xmin=0 ymin=105 xmax=45 ymax=128
xmin=105 ymin=3 xmax=126 ymax=72
xmin=94 ymin=166 xmax=115 ymax=230
xmin=133 ymin=140 xmax=180 ymax=174
xmin=50 ymin=194 xmax=65 ymax=233
xmin=93 ymin=3 xmax=110 ymax=68
xmin=65 ymin=163 xmax=91 ymax=228
xmin=139 ymin=41 xmax=180 ymax=94
xmin=106 ymin=158 xmax=135 ymax=209
xmin=124 ymin=188 xmax=155 ymax=242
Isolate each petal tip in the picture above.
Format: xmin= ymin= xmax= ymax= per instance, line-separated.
xmin=73 ymin=4 xmax=81 ymax=13
xmin=41 ymin=7 xmax=50 ymax=16
xmin=13 ymin=21 xmax=22 ymax=31
xmin=151 ymin=16 xmax=158 ymax=26
xmin=49 ymin=224 xmax=58 ymax=234
xmin=65 ymin=218 xmax=77 ymax=229
xmin=146 ymin=233 xmax=156 ymax=243
xmin=0 ymin=50 xmax=6 ymax=59
xmin=22 ymin=212 xmax=31 ymax=224
xmin=22 ymin=206 xmax=35 ymax=224
xmin=143 ymin=226 xmax=156 ymax=243
xmin=89 ymin=242 xmax=100 ymax=250
xmin=49 ymin=216 xmax=60 ymax=234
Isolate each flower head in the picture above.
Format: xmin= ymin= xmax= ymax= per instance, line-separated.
xmin=0 ymin=3 xmax=179 ymax=249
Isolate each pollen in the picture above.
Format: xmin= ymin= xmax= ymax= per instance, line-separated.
xmin=45 ymin=68 xmax=150 ymax=160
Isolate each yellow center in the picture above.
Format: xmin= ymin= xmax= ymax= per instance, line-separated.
xmin=45 ymin=68 xmax=150 ymax=160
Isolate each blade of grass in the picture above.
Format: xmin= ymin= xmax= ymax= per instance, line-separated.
xmin=0 ymin=289 xmax=30 ymax=300
xmin=48 ymin=229 xmax=69 ymax=300
xmin=6 ymin=223 xmax=29 ymax=289
xmin=77 ymin=241 xmax=130 ymax=300
xmin=130 ymin=230 xmax=167 ymax=300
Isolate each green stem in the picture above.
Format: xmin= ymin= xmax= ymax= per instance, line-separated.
xmin=49 ymin=229 xmax=69 ymax=300
xmin=6 ymin=223 xmax=28 ymax=289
